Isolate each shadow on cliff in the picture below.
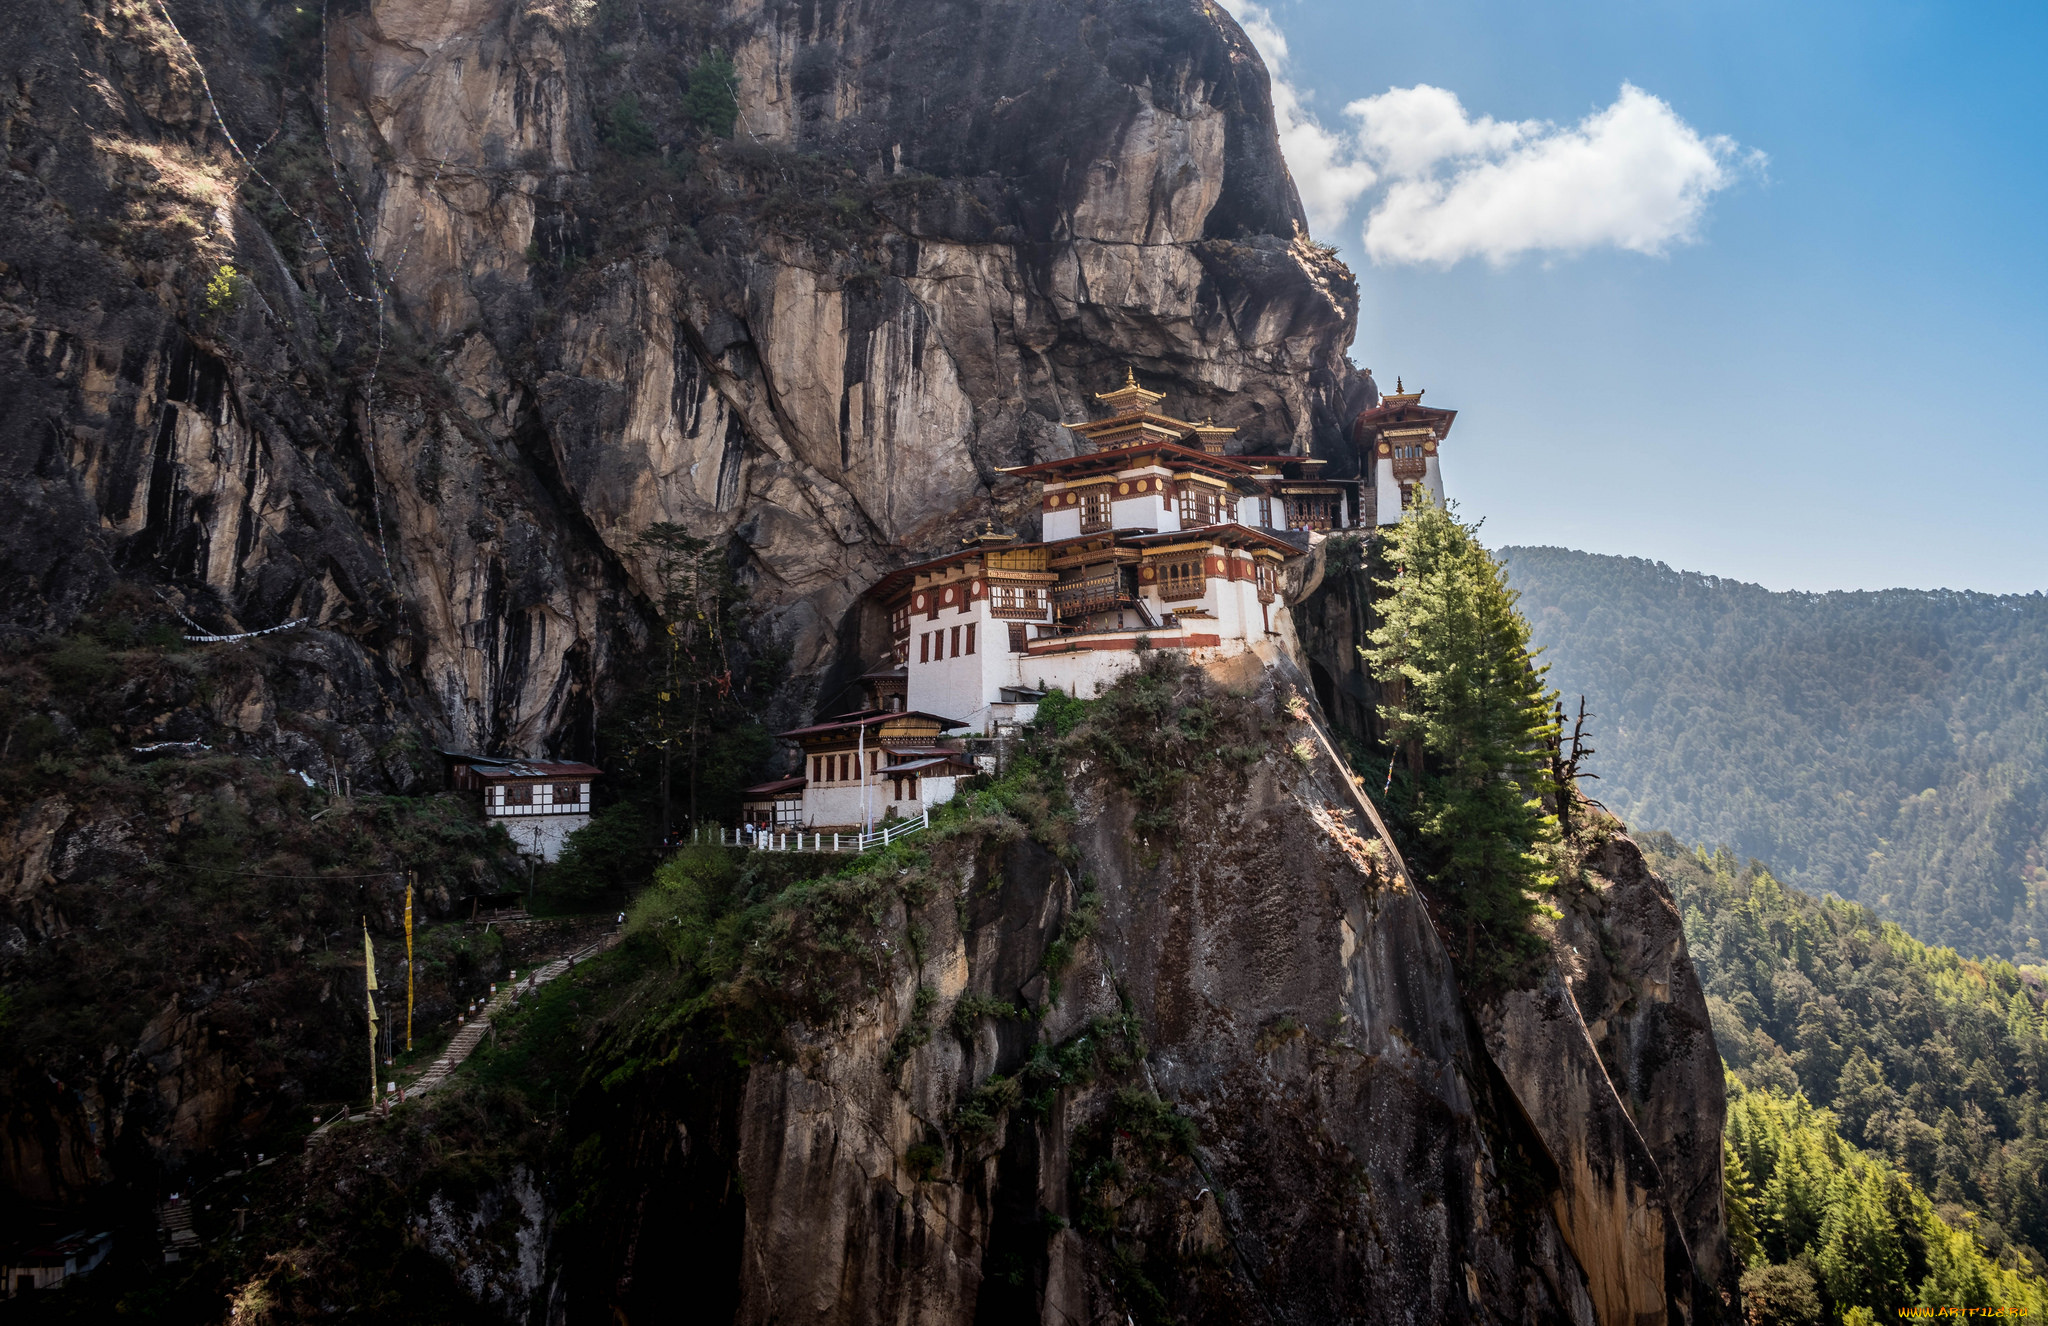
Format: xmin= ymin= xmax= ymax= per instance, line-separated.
xmin=80 ymin=651 xmax=1733 ymax=1325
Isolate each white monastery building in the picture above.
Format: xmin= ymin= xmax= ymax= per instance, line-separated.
xmin=743 ymin=372 xmax=1456 ymax=831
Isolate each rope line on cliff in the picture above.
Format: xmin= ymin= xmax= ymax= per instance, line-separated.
xmin=153 ymin=0 xmax=369 ymax=307
xmin=150 ymin=589 xmax=313 ymax=643
xmin=182 ymin=616 xmax=312 ymax=643
xmin=316 ymin=0 xmax=382 ymax=307
xmin=351 ymin=156 xmax=446 ymax=588
xmin=364 ymin=159 xmax=446 ymax=390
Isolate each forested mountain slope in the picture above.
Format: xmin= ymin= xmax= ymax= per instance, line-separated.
xmin=1502 ymin=546 xmax=2048 ymax=960
xmin=1646 ymin=836 xmax=2048 ymax=1295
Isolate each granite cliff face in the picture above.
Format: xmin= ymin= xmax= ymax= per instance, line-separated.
xmin=2 ymin=0 xmax=1364 ymax=773
xmin=216 ymin=658 xmax=1725 ymax=1325
xmin=1 ymin=3 xmax=1732 ymax=1321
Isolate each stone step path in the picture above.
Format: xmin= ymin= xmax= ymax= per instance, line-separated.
xmin=156 ymin=1197 xmax=199 ymax=1261
xmin=407 ymin=931 xmax=617 ymax=1096
xmin=313 ymin=930 xmax=620 ymax=1134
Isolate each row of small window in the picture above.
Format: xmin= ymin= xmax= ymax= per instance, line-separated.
xmin=812 ymin=751 xmax=881 ymax=784
xmin=918 ymin=623 xmax=978 ymax=662
xmin=492 ymin=782 xmax=586 ymax=806
xmin=807 ymin=753 xmax=927 ymax=800
xmin=1079 ymin=489 xmax=1234 ymax=531
xmin=1072 ymin=490 xmax=1341 ymax=531
xmin=989 ymin=585 xmax=1048 ymax=616
xmin=1389 ymin=445 xmax=1427 ymax=459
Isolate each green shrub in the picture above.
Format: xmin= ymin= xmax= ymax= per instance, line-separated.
xmin=1034 ymin=688 xmax=1090 ymax=737
xmin=905 ymin=1140 xmax=946 ymax=1181
xmin=201 ymin=262 xmax=247 ymax=319
xmin=623 ymin=843 xmax=742 ymax=969
xmin=540 ymin=802 xmax=658 ymax=912
xmin=1059 ymin=653 xmax=1271 ymax=847
xmin=600 ymin=92 xmax=659 ymax=156
xmin=683 ymin=50 xmax=739 ymax=137
xmin=887 ymin=983 xmax=937 ymax=1069
xmin=1039 ymin=886 xmax=1100 ymax=1005
xmin=953 ymin=1073 xmax=1023 ymax=1145
xmin=950 ymin=992 xmax=1026 ymax=1037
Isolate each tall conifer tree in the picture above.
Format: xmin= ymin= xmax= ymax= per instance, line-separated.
xmin=1362 ymin=490 xmax=1558 ymax=969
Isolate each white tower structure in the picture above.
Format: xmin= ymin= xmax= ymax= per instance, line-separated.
xmin=1350 ymin=380 xmax=1457 ymax=524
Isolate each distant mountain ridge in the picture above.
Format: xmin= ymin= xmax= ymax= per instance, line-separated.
xmin=1500 ymin=546 xmax=2048 ymax=960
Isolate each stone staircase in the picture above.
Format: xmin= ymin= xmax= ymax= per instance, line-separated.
xmin=314 ymin=930 xmax=620 ymax=1133
xmin=156 ymin=1197 xmax=198 ymax=1262
xmin=408 ymin=935 xmax=599 ymax=1094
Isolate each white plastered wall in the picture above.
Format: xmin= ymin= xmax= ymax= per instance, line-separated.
xmin=906 ymin=601 xmax=1001 ymax=728
xmin=496 ymin=813 xmax=589 ymax=863
xmin=1374 ymin=458 xmax=1402 ymax=524
xmin=800 ymin=769 xmax=957 ymax=828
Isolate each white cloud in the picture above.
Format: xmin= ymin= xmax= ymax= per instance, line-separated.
xmin=1223 ymin=5 xmax=1758 ymax=268
xmin=1357 ymin=84 xmax=1757 ymax=267
xmin=1229 ymin=3 xmax=1376 ymax=237
xmin=1347 ymin=84 xmax=1530 ymax=180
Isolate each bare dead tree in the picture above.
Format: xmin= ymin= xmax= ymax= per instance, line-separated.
xmin=1550 ymin=695 xmax=1604 ymax=840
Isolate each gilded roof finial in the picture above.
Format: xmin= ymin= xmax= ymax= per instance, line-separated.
xmin=1396 ymin=376 xmax=1403 ymax=394
xmin=1125 ymin=365 xmax=1138 ymax=389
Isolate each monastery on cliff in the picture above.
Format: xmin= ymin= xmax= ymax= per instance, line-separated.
xmin=740 ymin=374 xmax=1455 ymax=832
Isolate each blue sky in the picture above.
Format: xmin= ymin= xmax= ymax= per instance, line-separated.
xmin=1229 ymin=0 xmax=2048 ymax=593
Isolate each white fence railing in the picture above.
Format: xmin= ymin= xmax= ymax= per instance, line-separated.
xmin=694 ymin=810 xmax=930 ymax=854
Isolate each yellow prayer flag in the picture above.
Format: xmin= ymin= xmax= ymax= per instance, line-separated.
xmin=404 ymin=878 xmax=415 ymax=1053
xmin=363 ymin=926 xmax=378 ymax=992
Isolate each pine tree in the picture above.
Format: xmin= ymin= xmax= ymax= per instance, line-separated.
xmin=1361 ymin=490 xmax=1558 ymax=975
xmin=634 ymin=524 xmax=752 ymax=835
xmin=684 ymin=51 xmax=740 ymax=138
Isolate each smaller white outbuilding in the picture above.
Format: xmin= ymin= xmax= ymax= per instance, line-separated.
xmin=774 ymin=708 xmax=977 ymax=831
xmin=444 ymin=752 xmax=601 ymax=863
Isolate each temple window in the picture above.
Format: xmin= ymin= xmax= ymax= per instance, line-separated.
xmin=1258 ymin=496 xmax=1273 ymax=527
xmin=950 ymin=625 xmax=961 ymax=657
xmin=1053 ymin=566 xmax=1124 ymax=617
xmin=1009 ymin=623 xmax=1027 ymax=652
xmin=919 ymin=632 xmax=929 ymax=663
xmin=554 ymin=783 xmax=582 ymax=805
xmin=1079 ymin=487 xmax=1111 ymax=532
xmin=506 ymin=784 xmax=534 ymax=806
xmin=1158 ymin=558 xmax=1206 ymax=602
xmin=1255 ymin=562 xmax=1277 ymax=604
xmin=990 ymin=584 xmax=1048 ymax=618
xmin=1287 ymin=495 xmax=1337 ymax=532
xmin=1179 ymin=487 xmax=1223 ymax=527
xmin=965 ymin=623 xmax=977 ymax=655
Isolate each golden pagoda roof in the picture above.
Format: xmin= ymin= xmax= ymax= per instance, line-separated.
xmin=1188 ymin=417 xmax=1236 ymax=454
xmin=1093 ymin=366 xmax=1166 ymax=417
xmin=1069 ymin=371 xmax=1238 ymax=453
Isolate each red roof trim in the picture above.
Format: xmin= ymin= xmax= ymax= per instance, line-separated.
xmin=470 ymin=761 xmax=602 ymax=781
xmin=1121 ymin=524 xmax=1308 ymax=555
xmin=1349 ymin=401 xmax=1457 ymax=441
xmin=776 ymin=710 xmax=968 ymax=739
xmin=1001 ymin=443 xmax=1259 ymax=481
